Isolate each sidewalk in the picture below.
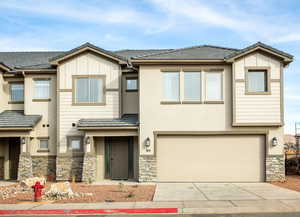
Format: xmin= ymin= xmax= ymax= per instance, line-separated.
xmin=1 ymin=200 xmax=300 ymax=215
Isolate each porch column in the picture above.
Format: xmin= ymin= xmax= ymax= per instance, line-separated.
xmin=82 ymin=136 xmax=97 ymax=182
xmin=18 ymin=137 xmax=33 ymax=181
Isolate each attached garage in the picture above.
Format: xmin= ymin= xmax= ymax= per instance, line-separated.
xmin=156 ymin=134 xmax=265 ymax=182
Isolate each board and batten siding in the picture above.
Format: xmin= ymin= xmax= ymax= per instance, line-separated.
xmin=58 ymin=52 xmax=120 ymax=153
xmin=233 ymin=52 xmax=282 ymax=125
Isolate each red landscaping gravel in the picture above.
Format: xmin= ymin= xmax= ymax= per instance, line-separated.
xmin=270 ymin=175 xmax=300 ymax=192
xmin=0 ymin=182 xmax=155 ymax=204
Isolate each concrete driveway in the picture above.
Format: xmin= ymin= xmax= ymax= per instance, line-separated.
xmin=154 ymin=183 xmax=300 ymax=201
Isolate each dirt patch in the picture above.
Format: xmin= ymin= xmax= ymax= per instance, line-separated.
xmin=0 ymin=182 xmax=155 ymax=204
xmin=270 ymin=175 xmax=300 ymax=192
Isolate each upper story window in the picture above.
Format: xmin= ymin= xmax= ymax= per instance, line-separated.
xmin=184 ymin=71 xmax=201 ymax=101
xmin=10 ymin=83 xmax=24 ymax=103
xmin=163 ymin=71 xmax=180 ymax=102
xmin=126 ymin=77 xmax=138 ymax=91
xmin=34 ymin=79 xmax=50 ymax=100
xmin=205 ymin=71 xmax=223 ymax=101
xmin=73 ymin=75 xmax=105 ymax=105
xmin=246 ymin=69 xmax=269 ymax=94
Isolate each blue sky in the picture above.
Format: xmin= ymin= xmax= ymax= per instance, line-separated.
xmin=0 ymin=0 xmax=299 ymax=134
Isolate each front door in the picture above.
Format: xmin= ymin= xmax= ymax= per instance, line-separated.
xmin=9 ymin=138 xmax=20 ymax=180
xmin=110 ymin=138 xmax=129 ymax=180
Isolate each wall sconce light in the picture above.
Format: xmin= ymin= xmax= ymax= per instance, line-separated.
xmin=21 ymin=137 xmax=26 ymax=145
xmin=145 ymin=137 xmax=151 ymax=152
xmin=272 ymin=137 xmax=279 ymax=146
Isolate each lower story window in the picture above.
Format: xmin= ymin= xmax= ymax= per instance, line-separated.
xmin=39 ymin=139 xmax=49 ymax=149
xmin=68 ymin=136 xmax=83 ymax=152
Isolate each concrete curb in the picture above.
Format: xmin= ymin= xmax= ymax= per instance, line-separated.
xmin=0 ymin=208 xmax=178 ymax=215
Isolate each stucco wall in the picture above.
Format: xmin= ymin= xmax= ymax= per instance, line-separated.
xmin=24 ymin=74 xmax=57 ymax=156
xmin=139 ymin=64 xmax=284 ymax=156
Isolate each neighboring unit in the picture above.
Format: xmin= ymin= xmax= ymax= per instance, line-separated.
xmin=0 ymin=42 xmax=293 ymax=182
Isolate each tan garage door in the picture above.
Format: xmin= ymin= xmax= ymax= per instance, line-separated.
xmin=157 ymin=135 xmax=265 ymax=182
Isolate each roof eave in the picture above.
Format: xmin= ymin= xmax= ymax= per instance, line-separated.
xmin=131 ymin=59 xmax=226 ymax=64
xmin=0 ymin=127 xmax=33 ymax=131
xmin=49 ymin=47 xmax=127 ymax=65
xmin=0 ymin=63 xmax=12 ymax=72
xmin=77 ymin=126 xmax=138 ymax=130
xmin=225 ymin=46 xmax=293 ymax=63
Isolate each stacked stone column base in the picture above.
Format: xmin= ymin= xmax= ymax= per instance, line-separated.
xmin=139 ymin=155 xmax=157 ymax=182
xmin=266 ymin=155 xmax=285 ymax=181
xmin=82 ymin=153 xmax=96 ymax=182
xmin=17 ymin=153 xmax=33 ymax=181
xmin=56 ymin=154 xmax=83 ymax=181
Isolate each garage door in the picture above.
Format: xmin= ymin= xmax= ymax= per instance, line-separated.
xmin=156 ymin=135 xmax=265 ymax=182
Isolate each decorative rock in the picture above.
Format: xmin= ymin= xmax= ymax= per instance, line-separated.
xmin=46 ymin=182 xmax=74 ymax=196
xmin=20 ymin=177 xmax=46 ymax=188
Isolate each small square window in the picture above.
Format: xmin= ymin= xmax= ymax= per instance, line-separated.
xmin=68 ymin=137 xmax=83 ymax=152
xmin=247 ymin=70 xmax=268 ymax=93
xmin=34 ymin=80 xmax=50 ymax=99
xmin=39 ymin=140 xmax=49 ymax=149
xmin=126 ymin=78 xmax=138 ymax=91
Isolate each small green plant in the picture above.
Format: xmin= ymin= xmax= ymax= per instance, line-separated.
xmin=126 ymin=191 xmax=134 ymax=198
xmin=118 ymin=182 xmax=124 ymax=192
xmin=88 ymin=177 xmax=94 ymax=184
xmin=72 ymin=175 xmax=76 ymax=183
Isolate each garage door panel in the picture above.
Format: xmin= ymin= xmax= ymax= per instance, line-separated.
xmin=157 ymin=135 xmax=265 ymax=182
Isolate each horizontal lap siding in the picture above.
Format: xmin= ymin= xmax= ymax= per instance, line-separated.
xmin=58 ymin=52 xmax=120 ymax=153
xmin=234 ymin=52 xmax=281 ymax=124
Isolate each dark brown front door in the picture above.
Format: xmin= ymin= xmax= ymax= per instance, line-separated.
xmin=9 ymin=138 xmax=20 ymax=180
xmin=110 ymin=138 xmax=129 ymax=180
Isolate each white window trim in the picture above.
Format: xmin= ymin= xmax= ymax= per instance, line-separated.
xmin=161 ymin=71 xmax=181 ymax=103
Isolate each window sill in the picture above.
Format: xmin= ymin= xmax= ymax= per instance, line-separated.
xmin=126 ymin=89 xmax=138 ymax=92
xmin=8 ymin=101 xmax=24 ymax=104
xmin=245 ymin=91 xmax=271 ymax=95
xmin=37 ymin=148 xmax=50 ymax=153
xmin=160 ymin=101 xmax=181 ymax=105
xmin=204 ymin=101 xmax=224 ymax=104
xmin=72 ymin=102 xmax=106 ymax=106
xmin=182 ymin=101 xmax=202 ymax=104
xmin=33 ymin=98 xmax=51 ymax=102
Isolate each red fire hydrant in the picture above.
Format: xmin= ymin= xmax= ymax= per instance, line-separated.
xmin=32 ymin=181 xmax=44 ymax=202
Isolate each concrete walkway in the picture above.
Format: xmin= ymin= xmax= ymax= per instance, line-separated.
xmin=1 ymin=200 xmax=300 ymax=214
xmin=154 ymin=183 xmax=300 ymax=201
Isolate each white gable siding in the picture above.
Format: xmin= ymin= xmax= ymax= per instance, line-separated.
xmin=234 ymin=52 xmax=282 ymax=125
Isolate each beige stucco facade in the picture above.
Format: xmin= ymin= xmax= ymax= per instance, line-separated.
xmin=0 ymin=42 xmax=292 ymax=182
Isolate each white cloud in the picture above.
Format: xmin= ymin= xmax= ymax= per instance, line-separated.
xmin=147 ymin=0 xmax=300 ymax=44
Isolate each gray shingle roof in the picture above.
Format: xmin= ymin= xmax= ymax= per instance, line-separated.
xmin=78 ymin=114 xmax=138 ymax=128
xmin=0 ymin=51 xmax=64 ymax=70
xmin=0 ymin=110 xmax=42 ymax=128
xmin=0 ymin=42 xmax=293 ymax=70
xmin=49 ymin=42 xmax=127 ymax=63
xmin=225 ymin=42 xmax=293 ymax=60
xmin=132 ymin=45 xmax=239 ymax=60
xmin=114 ymin=49 xmax=173 ymax=59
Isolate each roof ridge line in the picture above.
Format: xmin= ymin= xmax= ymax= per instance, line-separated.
xmin=131 ymin=45 xmax=204 ymax=59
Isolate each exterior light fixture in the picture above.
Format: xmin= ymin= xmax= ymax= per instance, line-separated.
xmin=145 ymin=137 xmax=151 ymax=152
xmin=145 ymin=137 xmax=150 ymax=148
xmin=21 ymin=137 xmax=26 ymax=145
xmin=272 ymin=137 xmax=279 ymax=146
